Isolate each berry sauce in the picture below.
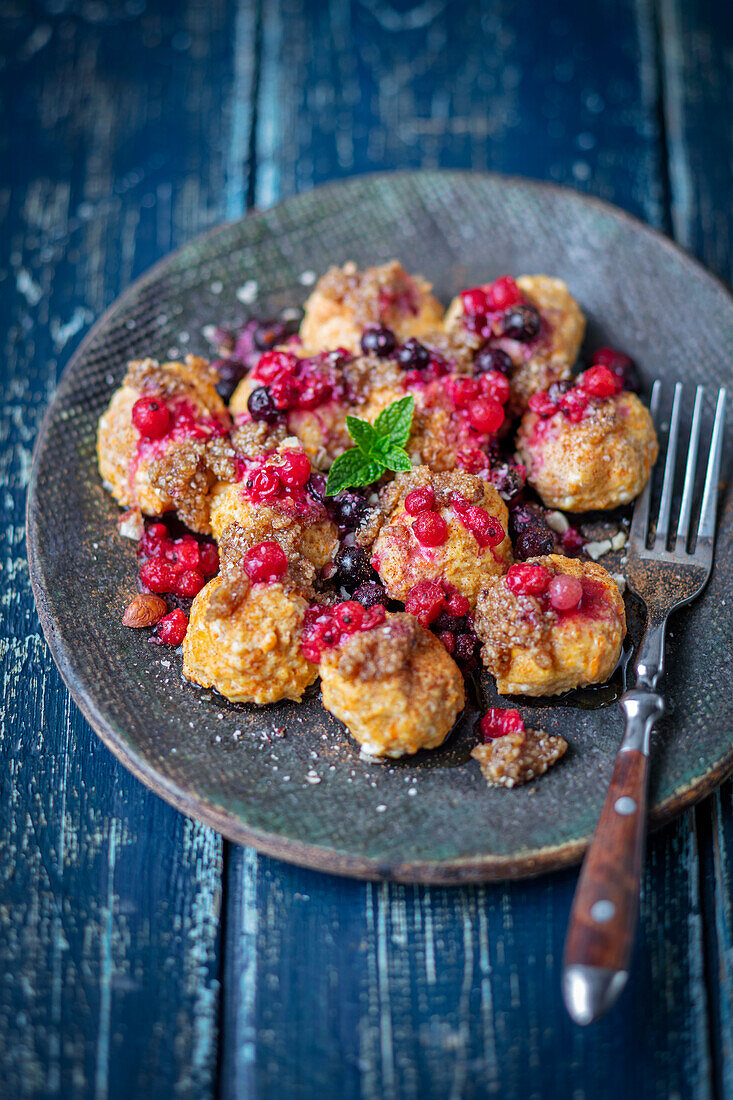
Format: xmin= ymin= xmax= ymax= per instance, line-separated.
xmin=300 ymin=600 xmax=387 ymax=664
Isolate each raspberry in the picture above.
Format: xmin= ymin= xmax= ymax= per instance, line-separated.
xmin=412 ymin=511 xmax=448 ymax=547
xmin=140 ymin=558 xmax=175 ymax=593
xmin=579 ymin=365 xmax=619 ymax=398
xmin=132 ymin=395 xmax=170 ymax=439
xmin=468 ymin=397 xmax=504 ymax=435
xmin=199 ymin=542 xmax=220 ymax=576
xmin=153 ymin=608 xmax=188 ymax=647
xmin=505 ymin=562 xmax=552 ymax=596
xmin=242 ymin=541 xmax=288 ymax=583
xmin=461 ymin=286 xmax=490 ymax=315
xmin=362 ymin=604 xmax=387 ymax=630
xmin=174 ymin=569 xmax=206 ymax=598
xmin=279 ymin=450 xmax=311 ymax=488
xmin=480 ymin=707 xmax=525 ymax=741
xmin=547 ymin=574 xmax=583 ymax=611
xmin=404 ymin=486 xmax=436 ymax=516
xmin=486 ymin=276 xmax=523 ymax=310
xmin=405 ymin=580 xmax=445 ymax=626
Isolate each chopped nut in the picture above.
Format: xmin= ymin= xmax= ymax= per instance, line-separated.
xmin=123 ymin=593 xmax=168 ymax=628
xmin=117 ymin=509 xmax=144 ymax=540
xmin=471 ymin=727 xmax=568 ymax=788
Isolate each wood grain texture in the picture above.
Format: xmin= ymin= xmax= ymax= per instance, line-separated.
xmin=658 ymin=1 xmax=733 ymax=1095
xmin=563 ymin=749 xmax=648 ymax=973
xmin=222 ymin=1 xmax=715 ymax=1097
xmin=0 ymin=3 xmax=244 ymax=1095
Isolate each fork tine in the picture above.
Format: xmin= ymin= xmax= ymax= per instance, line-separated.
xmin=675 ymin=385 xmax=704 ymax=547
xmin=654 ymin=382 xmax=683 ymax=547
xmin=630 ymin=380 xmax=662 ymax=544
xmin=697 ymin=388 xmax=727 ymax=543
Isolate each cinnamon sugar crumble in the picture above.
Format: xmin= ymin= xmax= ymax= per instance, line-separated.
xmin=474 ymin=581 xmax=557 ymax=673
xmin=316 ymin=260 xmax=419 ymax=327
xmin=471 ymin=728 xmax=568 ymax=788
xmin=334 ymin=615 xmax=428 ymax=681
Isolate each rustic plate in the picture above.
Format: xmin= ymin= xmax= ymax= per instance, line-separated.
xmin=27 ymin=171 xmax=733 ymax=883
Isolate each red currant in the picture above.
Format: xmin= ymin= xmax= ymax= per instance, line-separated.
xmin=478 ymin=371 xmax=511 ymax=405
xmin=405 ymin=580 xmax=445 ymax=626
xmin=461 ymin=287 xmax=490 ymax=315
xmin=450 ymin=377 xmax=480 ymax=410
xmin=278 ymin=450 xmax=311 ymax=489
xmin=153 ymin=608 xmax=188 ymax=647
xmin=444 ymin=590 xmax=470 ymax=617
xmin=468 ymin=397 xmax=504 ymax=435
xmin=465 ymin=507 xmax=505 ymax=548
xmin=547 ymin=574 xmax=583 ymax=611
xmin=256 ymin=350 xmax=298 ymax=384
xmin=579 ymin=365 xmax=619 ymax=398
xmin=528 ymin=392 xmax=559 ymax=418
xmin=198 ymin=542 xmax=220 ymax=576
xmin=486 ymin=276 xmax=523 ymax=310
xmin=480 ymin=707 xmax=525 ymax=741
xmin=412 ymin=511 xmax=449 ymax=547
xmin=132 ymin=395 xmax=170 ymax=439
xmin=242 ymin=541 xmax=288 ymax=583
xmin=404 ymin=486 xmax=436 ymax=515
xmin=247 ymin=466 xmax=282 ymax=501
xmin=174 ymin=569 xmax=206 ymax=598
xmin=140 ymin=558 xmax=175 ymax=593
xmin=505 ymin=562 xmax=552 ymax=596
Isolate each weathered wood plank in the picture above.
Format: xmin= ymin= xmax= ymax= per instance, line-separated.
xmin=0 ymin=2 xmax=254 ymax=1094
xmin=223 ymin=0 xmax=715 ymax=1097
xmin=657 ymin=2 xmax=733 ymax=1095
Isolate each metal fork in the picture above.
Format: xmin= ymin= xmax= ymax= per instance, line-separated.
xmin=562 ymin=382 xmax=727 ymax=1026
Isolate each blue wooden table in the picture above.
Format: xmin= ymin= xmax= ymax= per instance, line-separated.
xmin=1 ymin=2 xmax=732 ymax=1096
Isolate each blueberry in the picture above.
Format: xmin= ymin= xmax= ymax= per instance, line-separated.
xmin=432 ymin=611 xmax=467 ymax=634
xmin=353 ymin=581 xmax=389 ymax=608
xmin=509 ymin=506 xmax=556 ymax=560
xmin=253 ymin=319 xmax=292 ymax=351
xmin=501 ymin=305 xmax=541 ymax=342
xmin=215 ymin=358 xmax=247 ymax=402
xmin=395 ymin=338 xmax=430 ymax=371
xmin=489 ymin=460 xmax=526 ymax=502
xmin=247 ymin=385 xmax=279 ymax=423
xmin=329 ymin=490 xmax=369 ymax=530
xmin=361 ymin=326 xmax=397 ymax=358
xmin=454 ymin=633 xmax=478 ymax=663
xmin=332 ymin=547 xmax=378 ymax=592
xmin=475 ymin=346 xmax=512 ymax=375
xmin=306 ymin=473 xmax=328 ymax=502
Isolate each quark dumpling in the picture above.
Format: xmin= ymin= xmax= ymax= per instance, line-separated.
xmin=209 ymin=444 xmax=338 ymax=594
xmin=516 ymin=368 xmax=658 ymax=512
xmin=182 ymin=575 xmax=317 ymax=704
xmin=229 ymin=347 xmax=353 ymax=469
xmin=318 ymin=611 xmax=465 ymax=758
xmin=367 ymin=467 xmax=513 ymax=608
xmin=300 ymin=260 xmax=444 ymax=354
xmin=96 ymin=356 xmax=232 ymax=533
xmin=474 ymin=555 xmax=626 ymax=696
xmin=444 ymin=275 xmax=585 ymax=417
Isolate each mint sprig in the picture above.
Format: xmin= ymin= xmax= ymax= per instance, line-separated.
xmin=325 ymin=394 xmax=414 ymax=496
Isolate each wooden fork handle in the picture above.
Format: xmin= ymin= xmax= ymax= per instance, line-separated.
xmin=562 ymin=689 xmax=665 ymax=1025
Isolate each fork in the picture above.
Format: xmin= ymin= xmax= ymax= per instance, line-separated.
xmin=562 ymin=381 xmax=727 ymax=1026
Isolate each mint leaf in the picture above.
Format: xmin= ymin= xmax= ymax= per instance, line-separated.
xmin=379 ymin=447 xmax=413 ymax=474
xmin=345 ymin=415 xmax=378 ymax=453
xmin=325 ymin=450 xmax=384 ymax=496
xmin=373 ymin=394 xmax=415 ymax=447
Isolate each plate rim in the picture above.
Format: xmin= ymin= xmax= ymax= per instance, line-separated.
xmin=26 ymin=168 xmax=733 ymax=884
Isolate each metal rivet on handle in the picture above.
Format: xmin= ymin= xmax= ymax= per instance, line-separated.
xmin=590 ymin=900 xmax=616 ymax=923
xmin=614 ymin=797 xmax=637 ymax=815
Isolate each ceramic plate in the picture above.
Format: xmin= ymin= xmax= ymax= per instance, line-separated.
xmin=27 ymin=171 xmax=733 ymax=883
